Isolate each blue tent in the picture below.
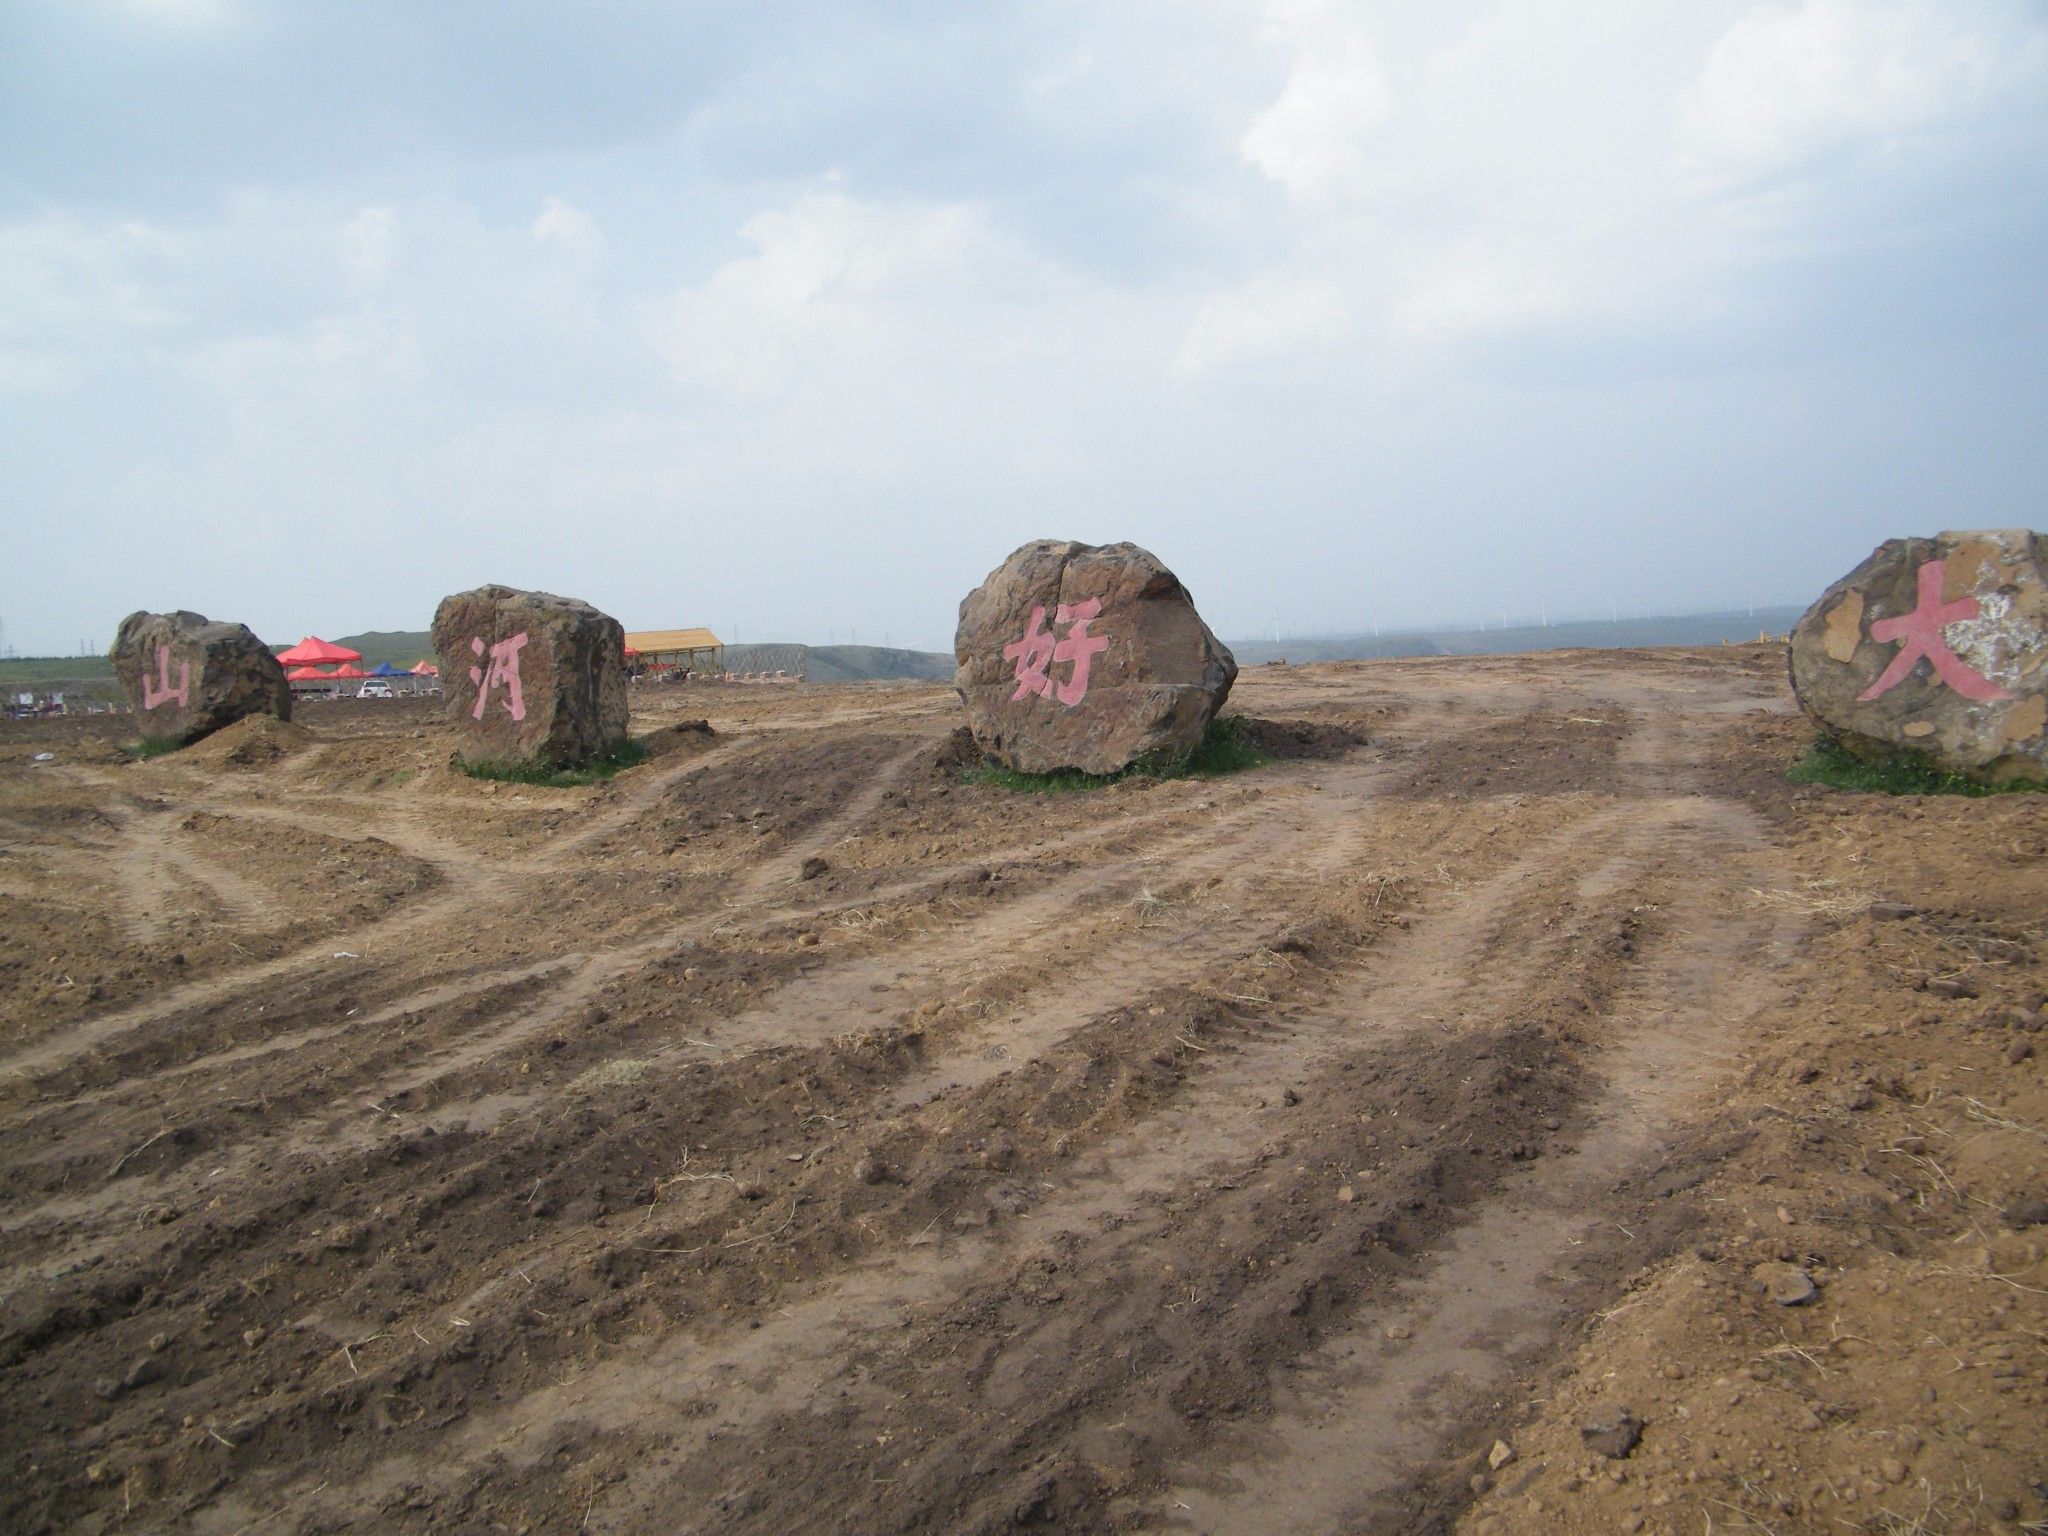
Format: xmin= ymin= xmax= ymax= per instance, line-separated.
xmin=369 ymin=661 xmax=407 ymax=676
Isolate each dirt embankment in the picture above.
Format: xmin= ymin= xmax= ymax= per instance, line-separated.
xmin=0 ymin=648 xmax=2040 ymax=1536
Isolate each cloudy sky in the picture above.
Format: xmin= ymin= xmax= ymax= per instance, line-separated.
xmin=4 ymin=0 xmax=2045 ymax=655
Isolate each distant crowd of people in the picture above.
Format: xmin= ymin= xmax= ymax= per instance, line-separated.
xmin=626 ymin=668 xmax=803 ymax=685
xmin=6 ymin=691 xmax=123 ymax=719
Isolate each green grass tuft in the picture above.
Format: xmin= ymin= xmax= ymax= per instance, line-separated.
xmin=1787 ymin=736 xmax=2042 ymax=798
xmin=128 ymin=736 xmax=185 ymax=759
xmin=457 ymin=738 xmax=651 ymax=788
xmin=961 ymin=714 xmax=1272 ymax=793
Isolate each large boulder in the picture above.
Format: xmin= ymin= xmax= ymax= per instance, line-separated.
xmin=955 ymin=540 xmax=1237 ymax=775
xmin=110 ymin=610 xmax=291 ymax=746
xmin=1789 ymin=529 xmax=2048 ymax=786
xmin=430 ymin=585 xmax=628 ymax=770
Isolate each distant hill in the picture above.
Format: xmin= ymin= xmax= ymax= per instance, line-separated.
xmin=725 ymin=644 xmax=954 ymax=683
xmin=324 ymin=634 xmax=954 ymax=683
xmin=1225 ymin=607 xmax=1804 ymax=666
xmin=1226 ymin=634 xmax=1442 ymax=666
xmin=1421 ymin=607 xmax=1804 ymax=656
xmin=332 ymin=631 xmax=436 ymax=666
xmin=0 ymin=655 xmax=115 ymax=683
xmin=0 ymin=608 xmax=1807 ymax=703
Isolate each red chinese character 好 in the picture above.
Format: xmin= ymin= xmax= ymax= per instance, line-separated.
xmin=1002 ymin=598 xmax=1110 ymax=707
xmin=1004 ymin=605 xmax=1057 ymax=701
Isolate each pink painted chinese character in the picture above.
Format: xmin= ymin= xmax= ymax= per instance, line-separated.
xmin=1857 ymin=559 xmax=2013 ymax=704
xmin=1004 ymin=605 xmax=1057 ymax=701
xmin=469 ymin=631 xmax=530 ymax=722
xmin=1051 ymin=598 xmax=1109 ymax=706
xmin=140 ymin=645 xmax=190 ymax=710
xmin=1001 ymin=599 xmax=1110 ymax=707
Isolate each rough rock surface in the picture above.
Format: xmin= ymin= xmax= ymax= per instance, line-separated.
xmin=1579 ymin=1404 xmax=1644 ymax=1460
xmin=1789 ymin=529 xmax=2048 ymax=786
xmin=954 ymin=540 xmax=1237 ymax=775
xmin=1752 ymin=1260 xmax=1818 ymax=1306
xmin=110 ymin=610 xmax=291 ymax=746
xmin=430 ymin=585 xmax=627 ymax=769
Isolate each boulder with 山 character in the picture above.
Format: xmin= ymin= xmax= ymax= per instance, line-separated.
xmin=111 ymin=610 xmax=291 ymax=747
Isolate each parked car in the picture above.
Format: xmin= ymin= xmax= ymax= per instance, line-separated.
xmin=356 ymin=682 xmax=396 ymax=699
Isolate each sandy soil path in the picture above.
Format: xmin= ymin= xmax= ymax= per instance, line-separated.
xmin=0 ymin=653 xmax=2041 ymax=1536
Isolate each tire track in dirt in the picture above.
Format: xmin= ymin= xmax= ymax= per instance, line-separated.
xmin=664 ymin=773 xmax=1363 ymax=1066
xmin=0 ymin=966 xmax=586 ymax=1289
xmin=0 ymin=738 xmax=1253 ymax=1182
xmin=6 ymin=700 xmax=1464 ymax=1218
xmin=157 ymin=843 xmax=275 ymax=930
xmin=493 ymin=711 xmax=1773 ymax=1532
xmin=213 ymin=781 xmax=1646 ymax=1534
xmin=0 ymin=758 xmax=1359 ymax=1279
xmin=8 ymin=688 xmax=1662 ymax=1536
xmin=94 ymin=806 xmax=185 ymax=947
xmin=326 ymin=735 xmax=1434 ymax=1151
xmin=625 ymin=807 xmax=1759 ymax=1535
xmin=12 ymin=765 xmax=1490 ymax=1531
xmin=0 ymin=735 xmax=770 ymax=1082
xmin=729 ymin=739 xmax=937 ymax=901
xmin=1148 ymin=798 xmax=1802 ymax=1534
xmin=2 ymin=735 xmax=1315 ymax=1289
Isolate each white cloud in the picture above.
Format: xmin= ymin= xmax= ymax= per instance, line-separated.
xmin=650 ymin=192 xmax=990 ymax=399
xmin=0 ymin=216 xmax=186 ymax=393
xmin=343 ymin=206 xmax=397 ymax=288
xmin=1175 ymin=270 xmax=1346 ymax=378
xmin=3 ymin=2 xmax=2044 ymax=654
xmin=1181 ymin=0 xmax=2048 ymax=371
xmin=1028 ymin=46 xmax=1096 ymax=95
xmin=115 ymin=0 xmax=234 ymax=26
xmin=532 ymin=196 xmax=605 ymax=258
xmin=1684 ymin=0 xmax=2042 ymax=186
xmin=1239 ymin=10 xmax=1393 ymax=203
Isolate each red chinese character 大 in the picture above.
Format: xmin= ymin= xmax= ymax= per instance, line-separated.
xmin=1002 ymin=598 xmax=1110 ymax=707
xmin=469 ymin=631 xmax=530 ymax=722
xmin=1856 ymin=559 xmax=2012 ymax=704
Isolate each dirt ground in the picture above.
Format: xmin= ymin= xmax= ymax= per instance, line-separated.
xmin=0 ymin=650 xmax=2042 ymax=1536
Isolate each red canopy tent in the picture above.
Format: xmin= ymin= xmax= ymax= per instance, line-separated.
xmin=285 ymin=666 xmax=333 ymax=681
xmin=326 ymin=665 xmax=369 ymax=680
xmin=277 ymin=637 xmax=361 ymax=667
xmin=410 ymin=661 xmax=439 ymax=677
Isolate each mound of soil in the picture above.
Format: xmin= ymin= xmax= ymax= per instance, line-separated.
xmin=179 ymin=714 xmax=316 ymax=768
xmin=932 ymin=724 xmax=985 ymax=773
xmin=633 ymin=717 xmax=718 ymax=766
xmin=1233 ymin=715 xmax=1370 ymax=759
